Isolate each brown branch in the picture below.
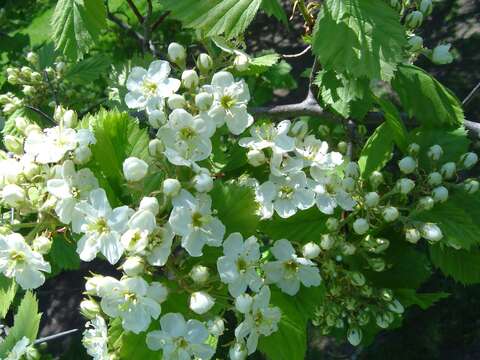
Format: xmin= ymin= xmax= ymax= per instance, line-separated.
xmin=151 ymin=11 xmax=171 ymax=32
xmin=126 ymin=0 xmax=144 ymax=23
xmin=107 ymin=11 xmax=144 ymax=43
xmin=463 ymin=81 xmax=480 ymax=107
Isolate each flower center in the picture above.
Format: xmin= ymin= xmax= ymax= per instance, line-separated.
xmin=220 ymin=95 xmax=236 ymax=109
xmin=143 ymin=80 xmax=158 ymax=96
xmin=90 ymin=217 xmax=109 ymax=234
xmin=191 ymin=212 xmax=206 ymax=228
xmin=279 ymin=185 xmax=294 ymax=199
xmin=10 ymin=250 xmax=25 ymax=262
xmin=237 ymin=258 xmax=248 ymax=273
xmin=179 ymin=127 xmax=196 ymax=140
xmin=283 ymin=260 xmax=299 ymax=277
xmin=176 ymin=337 xmax=189 ymax=349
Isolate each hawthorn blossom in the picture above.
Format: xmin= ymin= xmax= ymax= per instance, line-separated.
xmin=296 ymin=135 xmax=343 ymax=171
xmin=234 ymin=286 xmax=281 ymax=354
xmin=146 ymin=313 xmax=215 ymax=360
xmin=5 ymin=336 xmax=36 ymax=360
xmin=97 ymin=276 xmax=167 ymax=334
xmin=204 ymin=71 xmax=253 ymax=135
xmin=256 ymin=172 xmax=315 ymax=219
xmin=312 ymin=174 xmax=357 ymax=215
xmin=269 ymin=152 xmax=304 ymax=177
xmin=217 ymin=233 xmax=263 ymax=297
xmin=73 ymin=188 xmax=133 ymax=264
xmin=146 ymin=225 xmax=174 ymax=266
xmin=47 ymin=160 xmax=99 ymax=224
xmin=82 ymin=316 xmax=110 ymax=360
xmin=0 ymin=232 xmax=51 ymax=289
xmin=239 ymin=120 xmax=295 ymax=154
xmin=24 ymin=126 xmax=79 ymax=164
xmin=169 ymin=190 xmax=225 ymax=257
xmin=263 ymin=239 xmax=321 ymax=295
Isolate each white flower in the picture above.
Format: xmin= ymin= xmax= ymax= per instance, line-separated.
xmin=205 ymin=71 xmax=253 ymax=134
xmin=5 ymin=336 xmax=36 ymax=360
xmin=82 ymin=316 xmax=110 ymax=360
xmin=146 ymin=97 xmax=167 ymax=127
xmin=157 ymin=109 xmax=215 ymax=167
xmin=24 ymin=126 xmax=78 ymax=164
xmin=312 ymin=174 xmax=357 ymax=215
xmin=123 ymin=157 xmax=149 ymax=182
xmin=189 ymin=291 xmax=215 ymax=315
xmin=239 ymin=120 xmax=295 ymax=154
xmin=207 ymin=317 xmax=225 ymax=337
xmin=263 ymin=239 xmax=321 ymax=295
xmin=2 ymin=184 xmax=26 ymax=207
xmin=47 ymin=160 xmax=99 ymax=224
xmin=73 ymin=188 xmax=134 ymax=264
xmin=0 ymin=158 xmax=22 ymax=186
xmin=146 ymin=313 xmax=214 ymax=360
xmin=297 ymin=135 xmax=343 ymax=171
xmin=432 ymin=44 xmax=453 ymax=65
xmin=139 ymin=196 xmax=160 ymax=216
xmin=217 ymin=233 xmax=262 ymax=297
xmin=269 ymin=152 xmax=304 ymax=177
xmin=169 ymin=190 xmax=225 ymax=257
xmin=125 ymin=60 xmax=180 ymax=110
xmin=234 ymin=286 xmax=281 ymax=354
xmin=256 ymin=172 xmax=315 ymax=219
xmin=146 ymin=225 xmax=175 ymax=266
xmin=97 ymin=276 xmax=166 ymax=333
xmin=0 ymin=233 xmax=50 ymax=289
xmin=120 ymin=209 xmax=156 ymax=255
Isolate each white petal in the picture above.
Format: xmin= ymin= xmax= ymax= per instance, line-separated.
xmin=271 ymin=239 xmax=295 ymax=261
xmin=160 ymin=313 xmax=187 ymax=337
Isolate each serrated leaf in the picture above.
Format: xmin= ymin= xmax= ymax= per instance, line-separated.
xmin=64 ymin=54 xmax=111 ymax=83
xmin=429 ymin=245 xmax=480 ymax=285
xmin=377 ymin=98 xmax=409 ymax=153
xmin=51 ymin=0 xmax=107 ymax=60
xmin=312 ymin=0 xmax=407 ymax=81
xmin=261 ymin=0 xmax=288 ymax=24
xmin=37 ymin=42 xmax=57 ymax=69
xmin=358 ymin=122 xmax=394 ymax=178
xmin=120 ymin=332 xmax=161 ymax=360
xmin=210 ymin=181 xmax=260 ymax=236
xmin=0 ymin=292 xmax=41 ymax=357
xmin=163 ymin=0 xmax=262 ymax=39
xmin=392 ymin=65 xmax=464 ymax=128
xmin=242 ymin=53 xmax=281 ymax=75
xmin=47 ymin=234 xmax=80 ymax=273
xmin=260 ymin=207 xmax=329 ymax=244
xmin=395 ymin=289 xmax=449 ymax=310
xmin=0 ymin=276 xmax=17 ymax=319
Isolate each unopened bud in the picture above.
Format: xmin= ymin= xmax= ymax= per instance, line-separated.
xmin=405 ymin=227 xmax=421 ymax=243
xmin=148 ymin=139 xmax=164 ymax=157
xmin=464 ymin=179 xmax=480 ymax=194
xmin=418 ymin=196 xmax=434 ymax=210
xmin=26 ymin=51 xmax=39 ymax=65
xmin=421 ymin=223 xmax=443 ymax=242
xmin=432 ymin=186 xmax=448 ymax=203
xmin=197 ymin=53 xmax=213 ymax=73
xmin=190 ymin=265 xmax=210 ymax=284
xmin=398 ymin=156 xmax=417 ymax=174
xmin=193 ymin=172 xmax=213 ymax=193
xmin=440 ymin=162 xmax=456 ymax=179
xmin=4 ymin=135 xmax=23 ymax=154
xmin=32 ymin=235 xmax=52 ymax=254
xmin=123 ymin=157 xmax=148 ymax=182
xmin=353 ymin=218 xmax=369 ymax=235
xmin=369 ymin=171 xmax=384 ymax=189
xmin=122 ymin=256 xmax=145 ymax=276
xmin=460 ymin=152 xmax=478 ymax=169
xmin=2 ymin=184 xmax=26 ymax=207
xmin=420 ymin=0 xmax=433 ymax=16
xmin=405 ymin=10 xmax=423 ymax=28
xmin=364 ymin=192 xmax=380 ymax=207
xmin=189 ymin=291 xmax=215 ymax=315
xmin=382 ymin=207 xmax=399 ymax=222
xmin=167 ymin=94 xmax=186 ymax=110
xmin=408 ymin=36 xmax=423 ymax=52
xmin=195 ymin=92 xmax=214 ymax=111
xmin=396 ymin=178 xmax=415 ymax=194
xmin=139 ymin=197 xmax=160 ymax=216
xmin=247 ymin=149 xmax=266 ymax=167
xmin=80 ymin=299 xmax=100 ymax=319
xmin=326 ymin=217 xmax=339 ymax=232
xmin=168 ymin=43 xmax=186 ymax=66
xmin=428 ymin=172 xmax=442 ymax=186
xmin=163 ymin=178 xmax=181 ymax=197
xmin=181 ymin=69 xmax=199 ymax=89
xmin=428 ymin=144 xmax=443 ymax=161
xmin=345 ymin=162 xmax=360 ymax=179
xmin=302 ymin=242 xmax=321 ymax=259
xmin=432 ymin=44 xmax=453 ymax=65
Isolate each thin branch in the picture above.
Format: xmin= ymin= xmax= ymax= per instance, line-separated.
xmin=24 ymin=105 xmax=55 ymax=123
xmin=126 ymin=0 xmax=144 ymax=23
xmin=462 ymin=81 xmax=480 ymax=107
xmin=282 ymin=45 xmax=312 ymax=58
xmin=107 ymin=11 xmax=144 ymax=43
xmin=34 ymin=329 xmax=79 ymax=345
xmin=151 ymin=11 xmax=170 ymax=32
xmin=43 ymin=70 xmax=58 ymax=106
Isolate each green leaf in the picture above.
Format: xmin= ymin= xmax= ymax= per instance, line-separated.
xmin=64 ymin=54 xmax=111 ymax=84
xmin=392 ymin=65 xmax=464 ymax=128
xmin=163 ymin=0 xmax=262 ymax=39
xmin=261 ymin=0 xmax=288 ymax=24
xmin=395 ymin=289 xmax=449 ymax=310
xmin=358 ymin=122 xmax=394 ymax=178
xmin=429 ymin=245 xmax=480 ymax=285
xmin=37 ymin=42 xmax=57 ymax=69
xmin=258 ymin=289 xmax=309 ymax=360
xmin=312 ymin=0 xmax=407 ymax=81
xmin=51 ymin=0 xmax=107 ymax=60
xmin=120 ymin=332 xmax=161 ymax=360
xmin=0 ymin=292 xmax=42 ymax=357
xmin=377 ymin=98 xmax=409 ymax=153
xmin=210 ymin=181 xmax=260 ymax=236
xmin=241 ymin=53 xmax=281 ymax=75
xmin=260 ymin=207 xmax=329 ymax=245
xmin=47 ymin=234 xmax=80 ymax=273
xmin=0 ymin=276 xmax=17 ymax=319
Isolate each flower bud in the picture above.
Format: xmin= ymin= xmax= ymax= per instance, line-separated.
xmin=418 ymin=196 xmax=434 ymax=210
xmin=302 ymin=242 xmax=321 ymax=259
xmin=326 ymin=217 xmax=339 ymax=232
xmin=428 ymin=172 xmax=442 ymax=186
xmin=208 ymin=317 xmax=225 ymax=336
xmin=364 ymin=192 xmax=380 ymax=207
xmin=63 ymin=110 xmax=77 ymax=128
xmin=195 ymin=92 xmax=214 ymax=111
xmin=123 ymin=157 xmax=148 ymax=182
xmin=432 ymin=186 xmax=448 ymax=203
xmin=229 ymin=342 xmax=248 ymax=360
xmin=74 ymin=146 xmax=92 ymax=165
xmin=396 ymin=178 xmax=415 ymax=194
xmin=148 ymin=111 xmax=166 ymax=128
xmin=148 ymin=139 xmax=164 ymax=158
xmin=405 ymin=10 xmax=423 ymax=28
xmin=167 ymin=94 xmax=186 ymax=110
xmin=181 ymin=69 xmax=199 ymax=89
xmin=20 ymin=66 xmax=32 ymax=78
xmin=320 ymin=234 xmax=336 ymax=250
xmin=369 ymin=257 xmax=386 ymax=272
xmin=460 ymin=152 xmax=478 ymax=169
xmin=22 ymin=85 xmax=35 ymax=97
xmin=408 ymin=36 xmax=423 ymax=52
xmin=32 ymin=235 xmax=52 ymax=254
xmin=4 ymin=135 xmax=23 ymax=154
xmin=139 ymin=197 xmax=160 ymax=216
xmin=163 ymin=178 xmax=181 ymax=197
xmin=167 ymin=42 xmax=186 ymax=65
xmin=464 ymin=179 xmax=479 ymax=194
xmin=353 ymin=218 xmax=369 ymax=235
xmin=197 ymin=53 xmax=213 ymax=73
xmin=432 ymin=44 xmax=453 ymax=65
xmin=55 ymin=61 xmax=66 ymax=73
xmin=23 ymin=162 xmax=40 ymax=180
xmin=80 ymin=299 xmax=101 ymax=319
xmin=122 ymin=256 xmax=145 ymax=276
xmin=31 ymin=71 xmax=42 ymax=82
xmin=235 ymin=294 xmax=253 ymax=313
xmin=2 ymin=184 xmax=26 ymax=207
xmin=342 ymin=177 xmax=356 ymax=192
xmin=234 ymin=53 xmax=249 ymax=72
xmin=421 ymin=223 xmax=443 ymax=242
xmin=193 ymin=172 xmax=213 ymax=193
xmin=408 ymin=143 xmax=421 ymax=155
xmin=345 ymin=162 xmax=360 ymax=179
xmin=350 ymin=272 xmax=366 ymax=286
xmin=369 ymin=171 xmax=384 ymax=189
xmin=290 ymin=119 xmax=309 ymax=139
xmin=383 ymin=207 xmax=399 ymax=222
xmin=26 ymin=51 xmax=39 ymax=65
xmin=405 ymin=227 xmax=421 ymax=243
xmin=341 ymin=242 xmax=356 ymax=256
xmin=190 ymin=265 xmax=209 ymax=284
xmin=14 ymin=116 xmax=28 ymax=133
xmin=398 ymin=156 xmax=417 ymax=174
xmin=337 ymin=141 xmax=348 ymax=154
xmin=388 ymin=299 xmax=405 ymax=314
xmin=440 ymin=162 xmax=456 ymax=179
xmin=24 ymin=124 xmax=42 ymax=136
xmin=247 ymin=149 xmax=266 ymax=167
xmin=318 ymin=124 xmax=330 ymax=137
xmin=428 ymin=144 xmax=443 ymax=161
xmin=190 ymin=291 xmax=215 ymax=315
xmin=347 ymin=328 xmax=362 ymax=346
xmin=419 ymin=0 xmax=433 ymax=16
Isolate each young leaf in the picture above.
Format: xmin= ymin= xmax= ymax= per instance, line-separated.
xmin=163 ymin=0 xmax=262 ymax=39
xmin=395 ymin=289 xmax=449 ymax=310
xmin=377 ymin=98 xmax=409 ymax=153
xmin=312 ymin=0 xmax=407 ymax=81
xmin=0 ymin=292 xmax=42 ymax=357
xmin=358 ymin=122 xmax=394 ymax=178
xmin=47 ymin=234 xmax=81 ymax=273
xmin=0 ymin=276 xmax=17 ymax=319
xmin=51 ymin=0 xmax=107 ymax=60
xmin=261 ymin=0 xmax=288 ymax=24
xmin=392 ymin=65 xmax=464 ymax=128
xmin=429 ymin=245 xmax=480 ymax=285
xmin=64 ymin=54 xmax=111 ymax=84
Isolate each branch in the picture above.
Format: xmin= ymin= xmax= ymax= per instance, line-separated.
xmin=126 ymin=0 xmax=144 ymax=24
xmin=463 ymin=81 xmax=480 ymax=107
xmin=107 ymin=11 xmax=144 ymax=43
xmin=151 ymin=11 xmax=170 ymax=32
xmin=24 ymin=105 xmax=55 ymax=124
xmin=34 ymin=329 xmax=79 ymax=345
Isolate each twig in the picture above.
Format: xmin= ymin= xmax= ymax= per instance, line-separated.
xmin=24 ymin=105 xmax=55 ymax=123
xmin=107 ymin=11 xmax=145 ymax=43
xmin=282 ymin=45 xmax=312 ymax=58
xmin=34 ymin=329 xmax=79 ymax=344
xmin=462 ymin=81 xmax=480 ymax=107
xmin=151 ymin=11 xmax=170 ymax=32
xmin=126 ymin=0 xmax=144 ymax=23
xmin=296 ymin=0 xmax=315 ymax=30
xmin=43 ymin=70 xmax=58 ymax=106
